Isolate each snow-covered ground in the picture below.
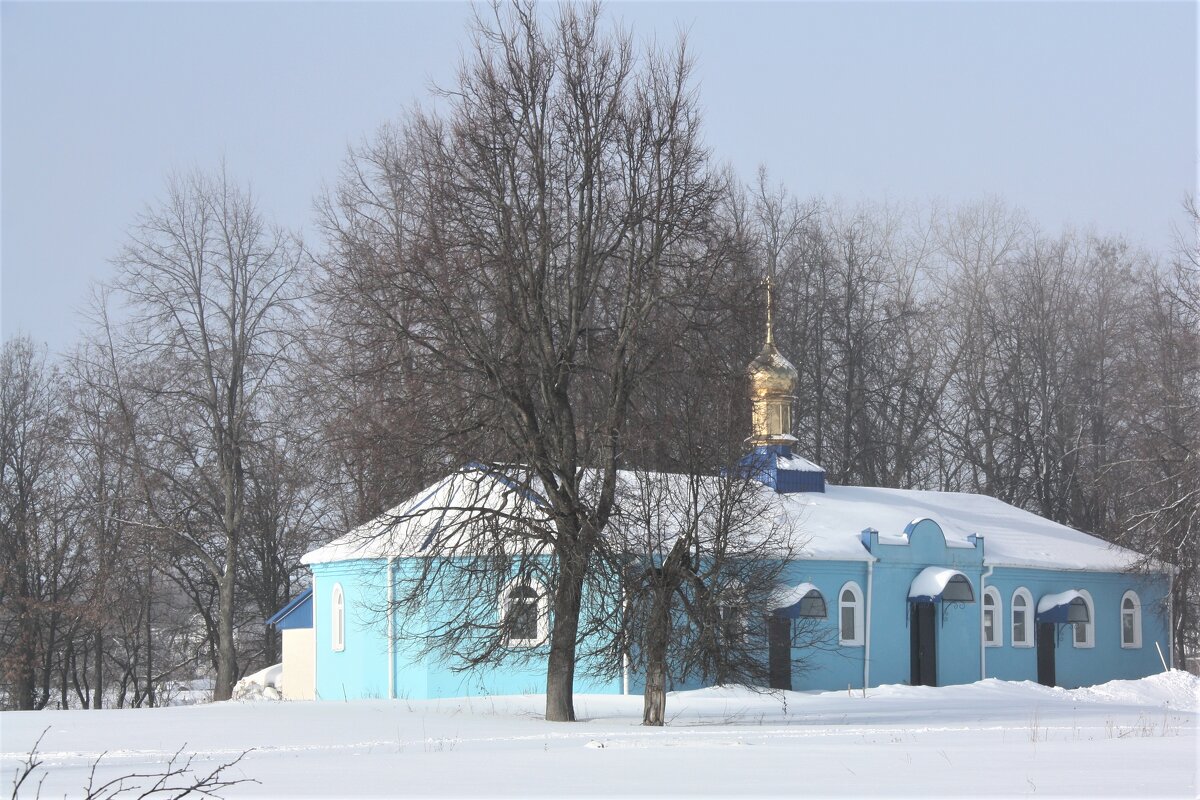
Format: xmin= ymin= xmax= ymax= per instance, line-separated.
xmin=3 ymin=672 xmax=1197 ymax=798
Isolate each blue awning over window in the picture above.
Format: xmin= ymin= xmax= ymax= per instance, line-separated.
xmin=1036 ymin=590 xmax=1090 ymax=624
xmin=267 ymin=588 xmax=313 ymax=630
xmin=908 ymin=567 xmax=975 ymax=603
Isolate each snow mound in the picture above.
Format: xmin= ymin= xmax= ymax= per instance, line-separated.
xmin=674 ymin=684 xmax=775 ymax=701
xmin=1069 ymin=669 xmax=1199 ymax=710
xmin=666 ymin=672 xmax=1199 ymax=712
xmin=233 ymin=663 xmax=283 ymax=702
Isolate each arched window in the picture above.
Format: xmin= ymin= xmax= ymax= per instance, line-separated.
xmin=1120 ymin=591 xmax=1141 ymax=649
xmin=331 ymin=583 xmax=345 ymax=652
xmin=1011 ymin=588 xmax=1033 ymax=647
xmin=501 ymin=581 xmax=547 ymax=647
xmin=982 ymin=587 xmax=1002 ymax=647
xmin=1072 ymin=589 xmax=1095 ymax=648
xmin=717 ymin=581 xmax=748 ymax=646
xmin=839 ymin=582 xmax=864 ymax=646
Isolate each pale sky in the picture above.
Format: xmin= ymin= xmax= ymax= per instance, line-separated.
xmin=3 ymin=2 xmax=1195 ymax=353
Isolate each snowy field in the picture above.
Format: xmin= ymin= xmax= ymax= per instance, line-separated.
xmin=3 ymin=672 xmax=1197 ymax=798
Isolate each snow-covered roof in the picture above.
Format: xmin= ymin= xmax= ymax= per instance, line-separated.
xmin=777 ymin=453 xmax=825 ymax=473
xmin=301 ymin=467 xmax=551 ymax=565
xmin=303 ymin=467 xmax=1146 ymax=574
xmin=779 ymin=485 xmax=1144 ymax=571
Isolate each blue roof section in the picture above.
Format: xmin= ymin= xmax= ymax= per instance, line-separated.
xmin=737 ymin=444 xmax=826 ymax=494
xmin=267 ymin=588 xmax=313 ymax=630
xmin=463 ymin=461 xmax=550 ymax=508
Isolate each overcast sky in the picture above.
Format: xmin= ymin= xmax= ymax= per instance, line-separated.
xmin=3 ymin=2 xmax=1195 ymax=353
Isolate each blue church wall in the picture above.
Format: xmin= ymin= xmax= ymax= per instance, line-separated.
xmin=312 ymin=557 xmax=622 ymax=701
xmin=391 ymin=557 xmax=622 ymax=699
xmin=776 ymin=560 xmax=871 ymax=691
xmin=308 ymin=517 xmax=1171 ymax=700
xmin=771 ymin=520 xmax=1169 ymax=692
xmin=313 ymin=559 xmax=391 ymax=701
xmin=981 ymin=568 xmax=1170 ymax=688
xmin=859 ymin=520 xmax=986 ymax=689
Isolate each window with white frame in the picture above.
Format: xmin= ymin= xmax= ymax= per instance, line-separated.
xmin=982 ymin=587 xmax=1002 ymax=647
xmin=331 ymin=583 xmax=345 ymax=652
xmin=1120 ymin=591 xmax=1141 ymax=648
xmin=839 ymin=582 xmax=864 ymax=646
xmin=1072 ymin=589 xmax=1095 ymax=648
xmin=501 ymin=581 xmax=547 ymax=647
xmin=1011 ymin=588 xmax=1033 ymax=647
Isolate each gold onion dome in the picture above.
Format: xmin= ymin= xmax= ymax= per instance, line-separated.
xmin=746 ymin=276 xmax=798 ymax=446
xmin=748 ymin=340 xmax=798 ymax=397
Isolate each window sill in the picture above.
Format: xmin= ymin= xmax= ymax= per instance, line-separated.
xmin=1012 ymin=642 xmax=1034 ymax=649
xmin=984 ymin=642 xmax=1001 ymax=648
xmin=839 ymin=640 xmax=864 ymax=648
xmin=1073 ymin=642 xmax=1095 ymax=649
xmin=1120 ymin=642 xmax=1141 ymax=649
xmin=506 ymin=639 xmax=545 ymax=648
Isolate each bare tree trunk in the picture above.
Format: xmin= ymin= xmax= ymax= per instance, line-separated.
xmin=545 ymin=554 xmax=586 ymax=722
xmin=642 ymin=587 xmax=671 ymax=727
xmin=214 ymin=564 xmax=236 ymax=701
xmin=93 ymin=628 xmax=103 ymax=709
xmin=14 ymin=613 xmax=38 ymax=710
xmin=144 ymin=565 xmax=154 ymax=708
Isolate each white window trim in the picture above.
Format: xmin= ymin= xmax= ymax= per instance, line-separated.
xmin=500 ymin=578 xmax=548 ymax=647
xmin=1072 ymin=589 xmax=1095 ymax=649
xmin=982 ymin=587 xmax=1002 ymax=647
xmin=838 ymin=581 xmax=864 ymax=647
xmin=331 ymin=582 xmax=345 ymax=652
xmin=1011 ymin=588 xmax=1033 ymax=648
xmin=1120 ymin=590 xmax=1142 ymax=649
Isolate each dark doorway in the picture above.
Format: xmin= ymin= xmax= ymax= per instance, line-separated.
xmin=909 ymin=602 xmax=937 ymax=687
xmin=767 ymin=614 xmax=792 ymax=691
xmin=1036 ymin=622 xmax=1057 ymax=687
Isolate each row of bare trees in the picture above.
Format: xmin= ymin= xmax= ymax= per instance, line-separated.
xmin=0 ymin=171 xmax=326 ymax=709
xmin=1 ymin=3 xmax=1194 ymax=719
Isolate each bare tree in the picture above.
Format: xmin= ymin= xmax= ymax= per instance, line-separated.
xmin=612 ymin=467 xmax=806 ymax=726
xmin=9 ymin=728 xmax=257 ymax=799
xmin=1119 ymin=200 xmax=1200 ymax=665
xmin=0 ymin=337 xmax=71 ymax=710
xmin=102 ymin=167 xmax=302 ymax=701
xmin=317 ymin=2 xmax=721 ymax=721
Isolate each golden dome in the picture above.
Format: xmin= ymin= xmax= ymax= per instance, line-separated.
xmin=746 ymin=275 xmax=798 ymax=446
xmin=747 ymin=341 xmax=798 ymax=397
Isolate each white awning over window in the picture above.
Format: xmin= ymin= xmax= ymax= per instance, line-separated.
xmin=908 ymin=567 xmax=975 ymax=603
xmin=771 ymin=583 xmax=827 ymax=618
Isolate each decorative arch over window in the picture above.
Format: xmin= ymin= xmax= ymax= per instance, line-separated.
xmin=1071 ymin=589 xmax=1095 ymax=648
xmin=1120 ymin=590 xmax=1142 ymax=649
xmin=331 ymin=583 xmax=345 ymax=652
xmin=501 ymin=579 xmax=547 ymax=647
xmin=1011 ymin=588 xmax=1033 ymax=647
xmin=982 ymin=587 xmax=1002 ymax=647
xmin=838 ymin=582 xmax=864 ymax=646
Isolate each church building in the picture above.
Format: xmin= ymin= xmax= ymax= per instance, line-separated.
xmin=270 ymin=284 xmax=1174 ymax=701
